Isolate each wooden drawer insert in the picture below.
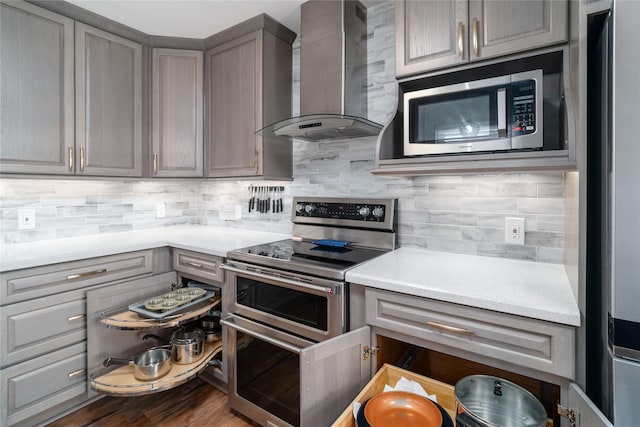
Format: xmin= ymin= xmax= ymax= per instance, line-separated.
xmin=332 ymin=363 xmax=455 ymax=427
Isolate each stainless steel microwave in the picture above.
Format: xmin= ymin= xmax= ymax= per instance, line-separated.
xmin=403 ymin=69 xmax=543 ymax=156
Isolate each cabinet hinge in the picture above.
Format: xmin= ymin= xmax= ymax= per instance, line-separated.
xmin=363 ymin=345 xmax=379 ymax=360
xmin=558 ymin=404 xmax=577 ymax=427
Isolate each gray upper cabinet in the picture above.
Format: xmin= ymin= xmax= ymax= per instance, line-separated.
xmin=396 ymin=0 xmax=568 ymax=77
xmin=0 ymin=1 xmax=75 ymax=175
xmin=204 ymin=15 xmax=295 ymax=179
xmin=75 ymin=23 xmax=143 ymax=177
xmin=152 ymin=49 xmax=204 ymax=177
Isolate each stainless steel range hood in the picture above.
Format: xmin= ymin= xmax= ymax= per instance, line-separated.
xmin=258 ymin=0 xmax=382 ymax=142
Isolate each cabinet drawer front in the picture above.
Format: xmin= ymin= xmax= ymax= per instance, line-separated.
xmin=1 ymin=290 xmax=87 ymax=367
xmin=365 ymin=289 xmax=574 ymax=379
xmin=1 ymin=251 xmax=153 ymax=304
xmin=173 ymin=249 xmax=223 ymax=283
xmin=1 ymin=342 xmax=87 ymax=426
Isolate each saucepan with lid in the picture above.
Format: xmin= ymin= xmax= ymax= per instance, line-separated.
xmin=454 ymin=375 xmax=547 ymax=427
xmin=143 ymin=327 xmax=204 ymax=365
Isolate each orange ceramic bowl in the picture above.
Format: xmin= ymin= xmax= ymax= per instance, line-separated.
xmin=364 ymin=391 xmax=443 ymax=427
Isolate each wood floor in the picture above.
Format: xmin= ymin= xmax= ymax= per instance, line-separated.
xmin=47 ymin=379 xmax=258 ymax=427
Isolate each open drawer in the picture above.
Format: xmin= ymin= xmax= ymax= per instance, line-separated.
xmin=332 ymin=364 xmax=456 ymax=427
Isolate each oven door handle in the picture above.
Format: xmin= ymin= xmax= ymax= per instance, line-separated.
xmin=220 ymin=263 xmax=339 ymax=295
xmin=221 ymin=316 xmax=307 ymax=354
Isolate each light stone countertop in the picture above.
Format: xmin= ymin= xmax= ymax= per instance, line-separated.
xmin=1 ymin=229 xmax=580 ymax=327
xmin=345 ymin=247 xmax=580 ymax=327
xmin=0 ymin=225 xmax=290 ymax=272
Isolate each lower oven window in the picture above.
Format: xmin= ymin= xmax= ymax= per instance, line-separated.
xmin=236 ymin=330 xmax=300 ymax=426
xmin=237 ymin=277 xmax=328 ymax=331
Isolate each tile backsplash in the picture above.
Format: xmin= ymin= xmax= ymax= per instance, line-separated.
xmin=0 ymin=1 xmax=564 ymax=264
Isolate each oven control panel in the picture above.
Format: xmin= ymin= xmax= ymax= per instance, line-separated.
xmin=292 ymin=198 xmax=396 ymax=231
xmin=295 ymin=201 xmax=387 ymax=221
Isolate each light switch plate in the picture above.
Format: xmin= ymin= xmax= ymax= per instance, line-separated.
xmin=505 ymin=217 xmax=525 ymax=245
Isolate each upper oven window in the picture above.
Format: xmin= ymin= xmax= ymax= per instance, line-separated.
xmin=237 ymin=277 xmax=328 ymax=331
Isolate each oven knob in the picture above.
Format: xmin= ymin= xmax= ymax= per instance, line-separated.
xmin=358 ymin=206 xmax=371 ymax=217
xmin=372 ymin=207 xmax=384 ymax=218
xmin=305 ymin=204 xmax=317 ymax=214
xmin=295 ymin=203 xmax=305 ymax=214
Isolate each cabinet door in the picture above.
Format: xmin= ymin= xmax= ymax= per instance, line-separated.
xmin=396 ymin=0 xmax=468 ymax=77
xmin=0 ymin=2 xmax=74 ymax=175
xmin=152 ymin=49 xmax=203 ymax=177
xmin=75 ymin=23 xmax=143 ymax=177
xmin=468 ymin=0 xmax=567 ymax=61
xmin=205 ymin=31 xmax=261 ymax=177
xmin=301 ymin=326 xmax=371 ymax=426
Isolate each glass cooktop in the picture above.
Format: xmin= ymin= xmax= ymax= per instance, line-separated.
xmin=227 ymin=239 xmax=388 ymax=280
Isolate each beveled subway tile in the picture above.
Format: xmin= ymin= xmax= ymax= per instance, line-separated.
xmin=460 ymin=197 xmax=518 ymax=213
xmin=415 ymin=196 xmax=461 ymax=211
xmin=477 ymin=182 xmax=538 ymax=197
xmin=518 ymin=198 xmax=564 ymax=215
xmin=428 ymin=211 xmax=478 ymax=226
xmin=99 ymin=224 xmax=132 ymax=234
xmin=428 ymin=183 xmax=479 ymax=196
xmin=537 ymin=215 xmax=565 ymax=232
xmin=426 ymin=237 xmax=478 ymax=255
xmin=461 ymin=227 xmax=504 ymax=243
xmin=413 ymin=223 xmax=462 ymax=239
xmin=538 ymin=182 xmax=564 ymax=197
xmin=525 ymin=230 xmax=564 ymax=248
xmin=477 ymin=242 xmax=537 ymax=261
xmin=56 ymin=206 xmax=97 ymax=217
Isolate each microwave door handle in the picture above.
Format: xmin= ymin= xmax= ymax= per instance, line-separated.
xmin=497 ymin=88 xmax=507 ymax=137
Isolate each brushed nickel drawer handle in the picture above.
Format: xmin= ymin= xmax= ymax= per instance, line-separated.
xmin=457 ymin=21 xmax=464 ymax=59
xmin=427 ymin=321 xmax=475 ymax=336
xmin=186 ymin=261 xmax=203 ymax=268
xmin=68 ymin=368 xmax=87 ymax=379
xmin=80 ymin=147 xmax=85 ymax=172
xmin=153 ymin=153 xmax=158 ymax=175
xmin=67 ymin=314 xmax=86 ymax=322
xmin=68 ymin=146 xmax=74 ymax=172
xmin=472 ymin=17 xmax=479 ymax=57
xmin=66 ymin=268 xmax=107 ymax=280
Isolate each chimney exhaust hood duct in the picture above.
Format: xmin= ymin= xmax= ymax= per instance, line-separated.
xmin=257 ymin=0 xmax=382 ymax=142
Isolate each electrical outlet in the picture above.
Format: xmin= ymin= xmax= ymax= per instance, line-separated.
xmin=156 ymin=203 xmax=165 ymax=218
xmin=18 ymin=209 xmax=36 ymax=230
xmin=505 ymin=217 xmax=525 ymax=245
xmin=235 ymin=205 xmax=242 ymax=219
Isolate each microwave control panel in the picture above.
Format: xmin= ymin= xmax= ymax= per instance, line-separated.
xmin=510 ymin=79 xmax=537 ymax=136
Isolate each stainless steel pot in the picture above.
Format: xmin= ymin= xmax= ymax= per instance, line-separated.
xmin=454 ymin=375 xmax=547 ymax=427
xmin=143 ymin=327 xmax=204 ymax=365
xmin=103 ymin=348 xmax=172 ymax=381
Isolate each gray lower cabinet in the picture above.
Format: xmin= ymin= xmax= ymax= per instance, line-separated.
xmin=396 ymin=0 xmax=568 ymax=77
xmin=0 ymin=248 xmax=171 ymax=426
xmin=0 ymin=1 xmax=75 ymax=175
xmin=204 ymin=15 xmax=295 ymax=179
xmin=75 ymin=23 xmax=143 ymax=177
xmin=152 ymin=49 xmax=204 ymax=177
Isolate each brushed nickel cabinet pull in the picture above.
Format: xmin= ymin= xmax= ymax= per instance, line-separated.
xmin=472 ymin=17 xmax=479 ymax=57
xmin=68 ymin=146 xmax=74 ymax=171
xmin=66 ymin=268 xmax=107 ymax=280
xmin=67 ymin=314 xmax=86 ymax=322
xmin=427 ymin=321 xmax=475 ymax=336
xmin=457 ymin=21 xmax=464 ymax=59
xmin=80 ymin=147 xmax=85 ymax=172
xmin=68 ymin=368 xmax=87 ymax=379
xmin=153 ymin=153 xmax=158 ymax=175
xmin=186 ymin=261 xmax=203 ymax=268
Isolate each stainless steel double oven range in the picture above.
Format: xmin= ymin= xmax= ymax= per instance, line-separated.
xmin=221 ymin=197 xmax=397 ymax=427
